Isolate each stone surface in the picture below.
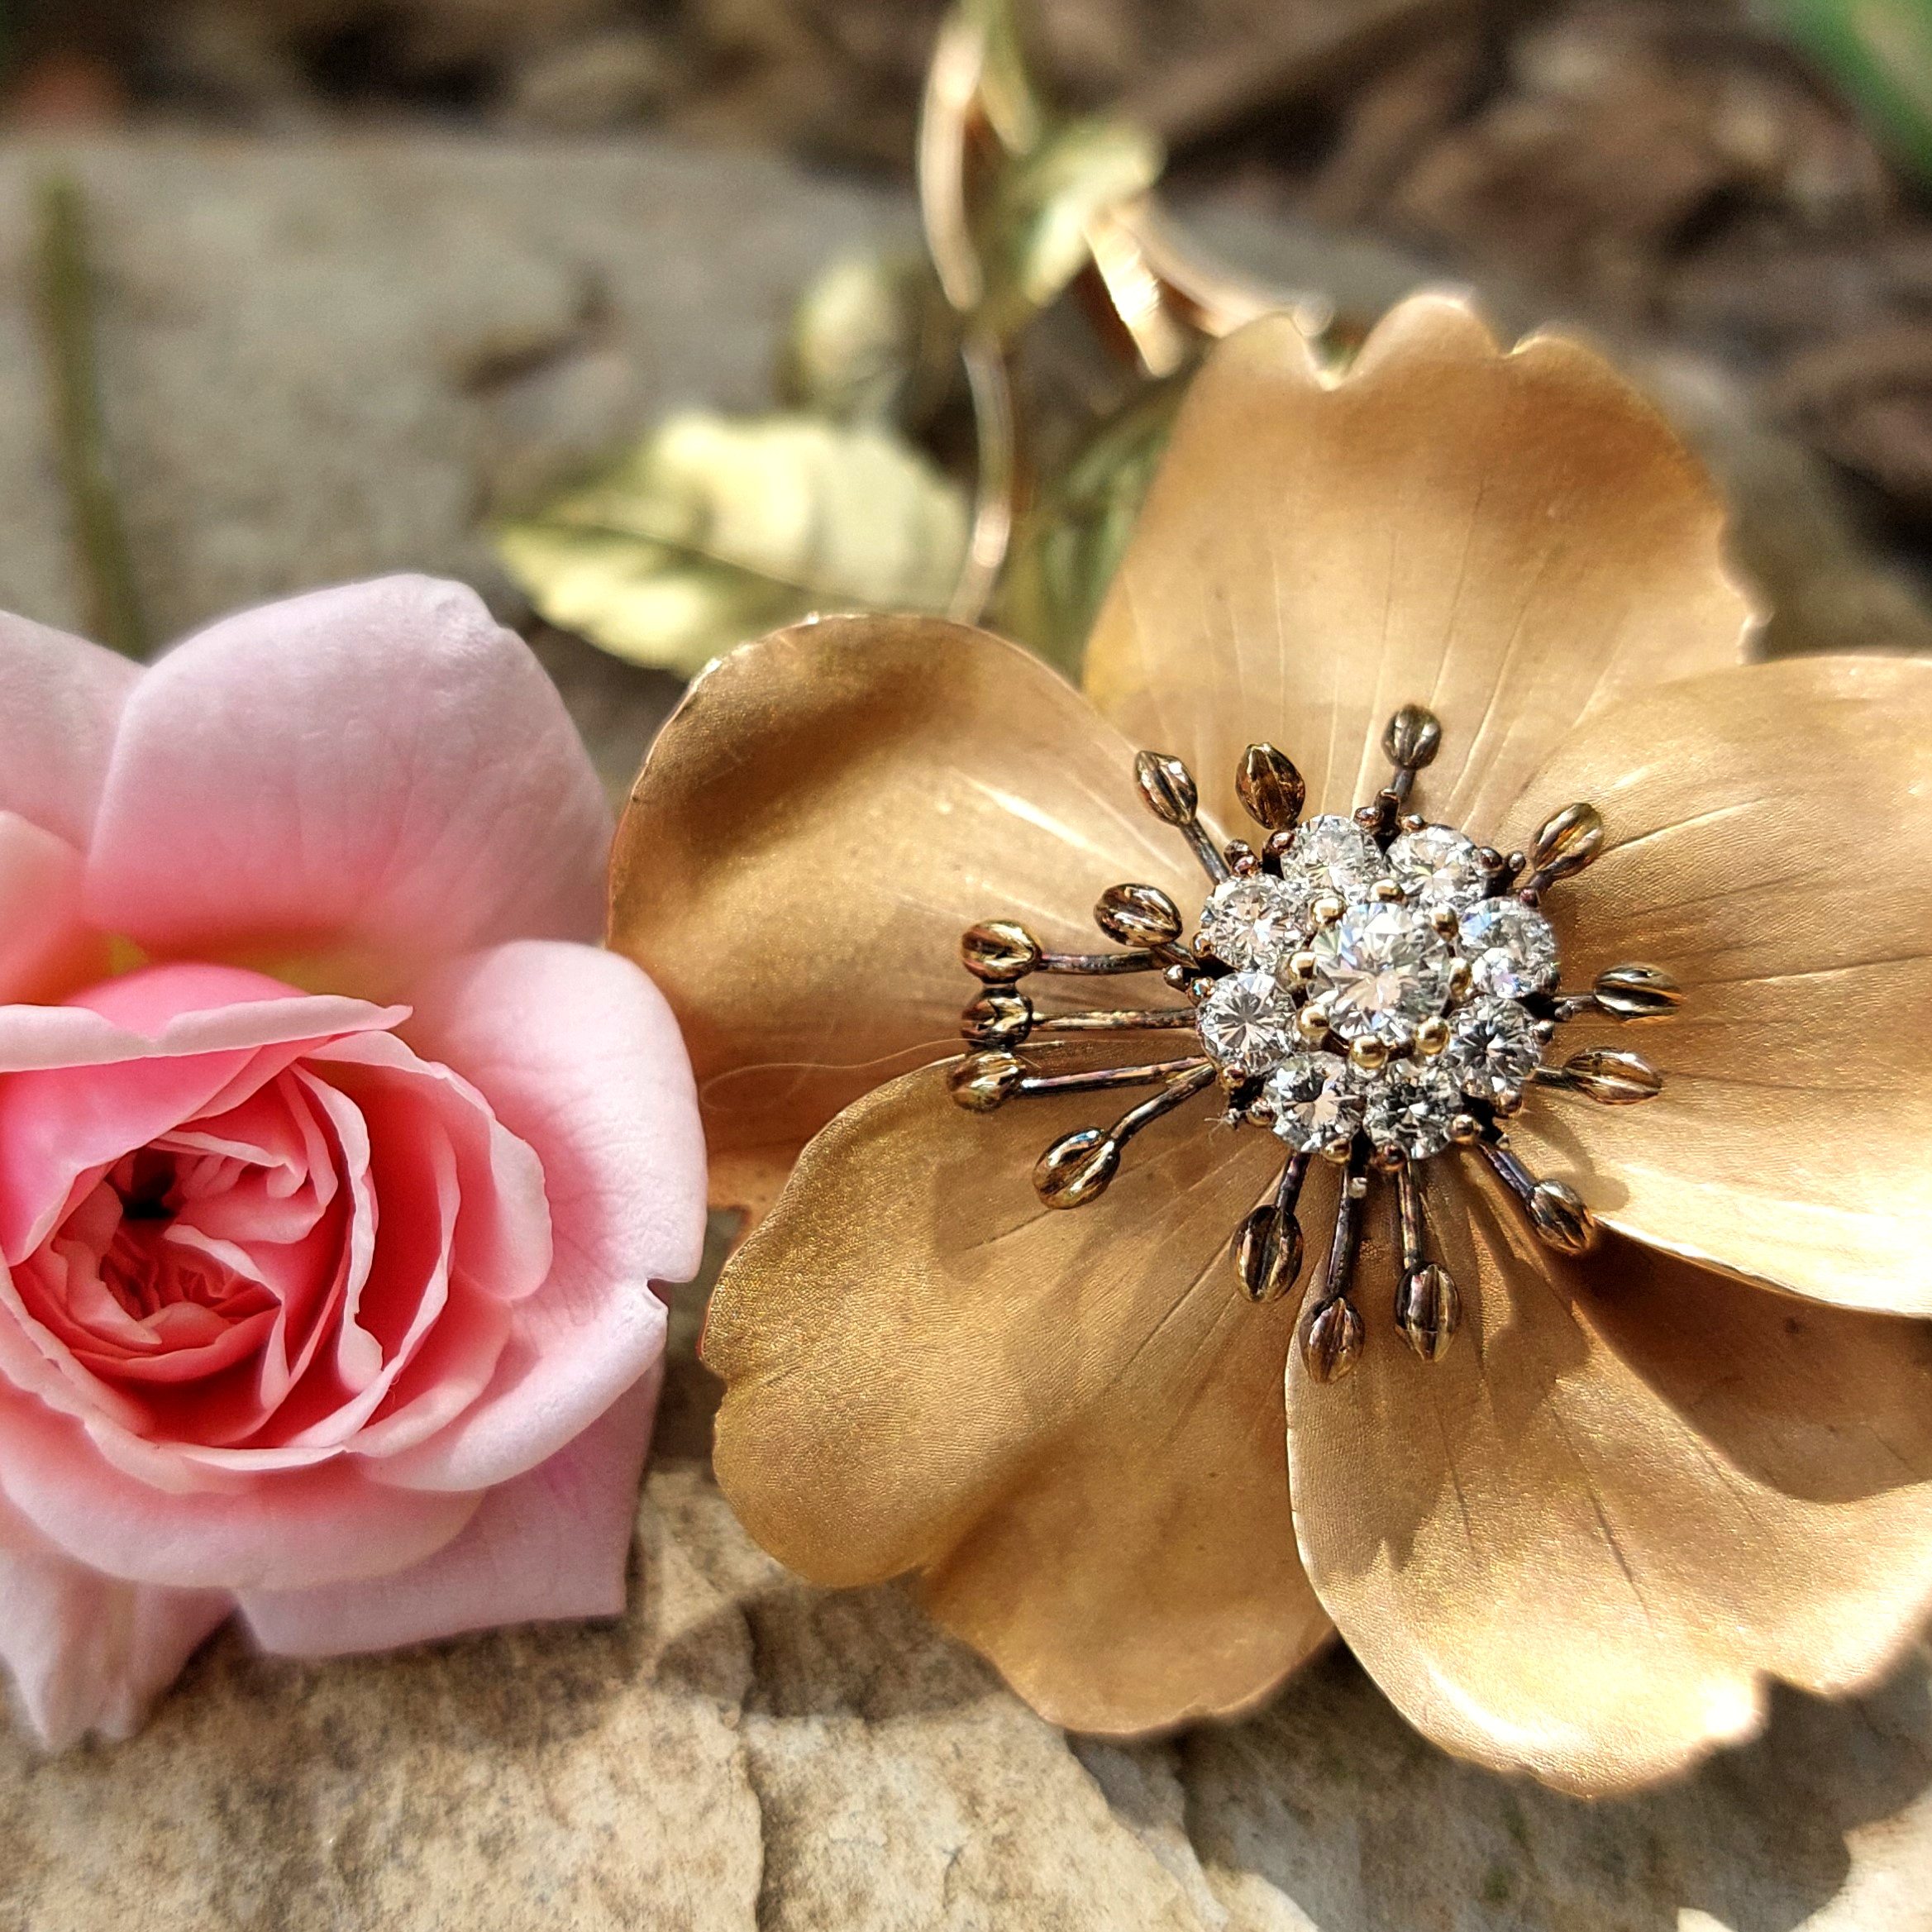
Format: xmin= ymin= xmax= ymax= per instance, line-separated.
xmin=0 ymin=131 xmax=1930 ymax=1932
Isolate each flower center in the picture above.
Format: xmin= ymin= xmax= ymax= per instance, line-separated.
xmin=952 ymin=707 xmax=1676 ymax=1386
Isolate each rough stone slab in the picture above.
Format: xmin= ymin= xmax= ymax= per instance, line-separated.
xmin=0 ymin=131 xmax=1930 ymax=1931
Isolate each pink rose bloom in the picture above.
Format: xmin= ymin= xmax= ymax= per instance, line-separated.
xmin=0 ymin=576 xmax=705 ymax=1748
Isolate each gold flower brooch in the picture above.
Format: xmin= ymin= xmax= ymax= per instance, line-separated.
xmin=613 ymin=296 xmax=1932 ymax=1796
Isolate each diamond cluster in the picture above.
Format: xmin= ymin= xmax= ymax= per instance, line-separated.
xmin=1194 ymin=816 xmax=1558 ymax=1162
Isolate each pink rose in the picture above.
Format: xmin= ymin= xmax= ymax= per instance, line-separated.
xmin=0 ymin=576 xmax=704 ymax=1748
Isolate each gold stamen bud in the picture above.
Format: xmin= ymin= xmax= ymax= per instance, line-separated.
xmin=1033 ymin=1129 xmax=1120 ymax=1209
xmin=1530 ymin=802 xmax=1605 ymax=884
xmin=1133 ymin=751 xmax=1198 ymax=827
xmin=1562 ymin=1048 xmax=1663 ymax=1104
xmin=1414 ymin=1016 xmax=1450 ymax=1057
xmin=961 ymin=990 xmax=1033 ymax=1045
xmin=948 ymin=1051 xmax=1028 ymax=1112
xmin=1234 ymin=1204 xmax=1305 ymax=1303
xmin=1395 ymin=1264 xmax=1461 ymax=1362
xmin=1300 ymin=1297 xmax=1364 ymax=1383
xmin=1382 ymin=704 xmax=1443 ymax=770
xmin=1528 ymin=1181 xmax=1597 ymax=1254
xmin=1593 ymin=963 xmax=1683 ymax=1018
xmin=961 ymin=920 xmax=1040 ymax=982
xmin=1094 ymin=882 xmax=1183 ymax=949
xmin=1234 ymin=743 xmax=1307 ymax=832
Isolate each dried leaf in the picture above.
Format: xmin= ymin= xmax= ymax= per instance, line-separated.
xmin=975 ymin=113 xmax=1164 ymax=338
xmin=776 ymin=251 xmax=959 ymax=430
xmin=995 ymin=377 xmax=1185 ymax=671
xmin=496 ymin=412 xmax=970 ymax=675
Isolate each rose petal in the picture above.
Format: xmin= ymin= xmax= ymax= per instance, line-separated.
xmin=609 ymin=614 xmax=1199 ymax=1218
xmin=1082 ymin=295 xmax=1757 ymax=839
xmin=0 ymin=608 xmax=140 ymax=849
xmin=0 ymin=1378 xmax=478 ymax=1590
xmin=704 ymin=1062 xmax=1332 ymax=1732
xmin=374 ymin=941 xmax=701 ymax=1491
xmin=1287 ymin=1162 xmax=1932 ymax=1796
xmin=0 ymin=965 xmax=407 ymax=1264
xmin=0 ymin=1546 xmax=230 ymax=1750
xmin=1502 ymin=656 xmax=1932 ymax=1315
xmin=0 ymin=815 xmax=107 ymax=1004
xmin=85 ymin=576 xmax=611 ymax=977
xmin=235 ymin=1365 xmax=658 ymax=1656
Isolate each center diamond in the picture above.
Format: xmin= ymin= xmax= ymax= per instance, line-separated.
xmin=1309 ymin=900 xmax=1454 ymax=1044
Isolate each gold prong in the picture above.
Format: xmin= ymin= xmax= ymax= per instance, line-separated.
xmin=961 ymin=989 xmax=1033 ymax=1044
xmin=1398 ymin=813 xmax=1426 ymax=835
xmin=1492 ymin=1085 xmax=1524 ymax=1117
xmin=1033 ymin=1063 xmax=1218 ymax=1209
xmin=949 ymin=1051 xmax=1029 ymax=1111
xmin=1134 ymin=749 xmax=1229 ymax=883
xmin=1449 ymin=1112 xmax=1482 ymax=1144
xmin=1287 ymin=948 xmax=1317 ymax=982
xmin=1395 ymin=1162 xmax=1459 ymax=1361
xmin=1093 ymin=882 xmax=1183 ymax=949
xmin=1235 ymin=743 xmax=1307 ymax=832
xmin=1369 ymin=1142 xmax=1406 ymax=1171
xmin=1593 ymin=963 xmax=1683 ymax=1018
xmin=1448 ymin=960 xmax=1473 ymax=1003
xmin=1476 ymin=1139 xmax=1599 ymax=1254
xmin=1295 ymin=1001 xmax=1333 ymax=1044
xmin=1543 ymin=1047 xmax=1663 ymax=1104
xmin=1312 ymin=894 xmax=1345 ymax=927
xmin=961 ymin=920 xmax=1041 ymax=982
xmin=1414 ymin=1016 xmax=1450 ymax=1057
xmin=1321 ymin=1137 xmax=1355 ymax=1164
xmin=1226 ymin=839 xmax=1261 ymax=875
xmin=1522 ymin=801 xmax=1604 ymax=895
xmin=1217 ymin=1065 xmax=1247 ymax=1090
xmin=1233 ymin=1152 xmax=1309 ymax=1303
xmin=1429 ymin=904 xmax=1459 ymax=936
xmin=1034 ymin=1007 xmax=1200 ymax=1035
xmin=1371 ymin=878 xmax=1403 ymax=903
xmin=1300 ymin=1297 xmax=1363 ymax=1383
xmin=1348 ymin=1036 xmax=1390 ymax=1072
xmin=1382 ymin=703 xmax=1442 ymax=773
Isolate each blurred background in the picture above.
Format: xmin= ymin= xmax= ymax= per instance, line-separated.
xmin=2 ymin=0 xmax=1931 ymax=781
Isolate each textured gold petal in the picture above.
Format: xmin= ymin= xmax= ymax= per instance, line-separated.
xmin=1083 ymin=294 xmax=1757 ymax=836
xmin=1287 ymin=1160 xmax=1932 ymax=1797
xmin=1503 ymin=655 xmax=1932 ymax=1314
xmin=608 ymin=613 xmax=1201 ymax=1212
xmin=704 ymin=1062 xmax=1333 ymax=1731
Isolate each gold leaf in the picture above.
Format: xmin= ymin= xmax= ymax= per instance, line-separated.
xmin=976 ymin=114 xmax=1165 ymax=339
xmin=495 ymin=412 xmax=971 ymax=675
xmin=995 ymin=378 xmax=1185 ymax=670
